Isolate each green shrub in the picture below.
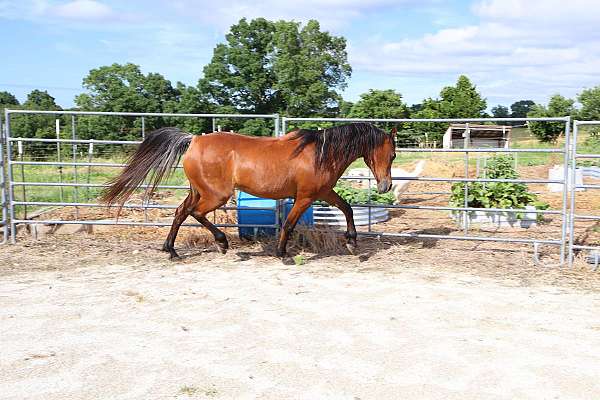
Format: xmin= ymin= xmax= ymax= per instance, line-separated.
xmin=334 ymin=181 xmax=395 ymax=205
xmin=449 ymin=155 xmax=548 ymax=219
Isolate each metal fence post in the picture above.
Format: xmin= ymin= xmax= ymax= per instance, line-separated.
xmin=18 ymin=140 xmax=26 ymax=220
xmin=568 ymin=121 xmax=578 ymax=267
xmin=5 ymin=110 xmax=16 ymax=243
xmin=56 ymin=119 xmax=64 ymax=202
xmin=463 ymin=123 xmax=470 ymax=233
xmin=0 ymin=114 xmax=7 ymax=244
xmin=559 ymin=117 xmax=571 ymax=267
xmin=71 ymin=115 xmax=79 ymax=219
xmin=86 ymin=140 xmax=94 ymax=200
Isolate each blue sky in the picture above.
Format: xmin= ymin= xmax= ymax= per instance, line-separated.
xmin=1 ymin=0 xmax=599 ymax=110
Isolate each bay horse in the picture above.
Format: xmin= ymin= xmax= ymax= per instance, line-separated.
xmin=101 ymin=123 xmax=396 ymax=259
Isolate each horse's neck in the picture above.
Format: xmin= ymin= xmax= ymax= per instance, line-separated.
xmin=334 ymin=155 xmax=364 ymax=179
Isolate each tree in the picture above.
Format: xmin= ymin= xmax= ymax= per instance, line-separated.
xmin=10 ymin=90 xmax=62 ymax=155
xmin=0 ymin=91 xmax=19 ymax=107
xmin=410 ymin=75 xmax=487 ymax=144
xmin=578 ymin=86 xmax=600 ymax=120
xmin=527 ymin=94 xmax=575 ymax=143
xmin=199 ymin=18 xmax=351 ymax=116
xmin=437 ymin=75 xmax=487 ymax=118
xmin=75 ymin=63 xmax=181 ymax=140
xmin=491 ymin=105 xmax=510 ymax=118
xmin=491 ymin=104 xmax=510 ymax=125
xmin=510 ymin=100 xmax=535 ymax=119
xmin=349 ymin=89 xmax=408 ymax=121
xmin=163 ymin=83 xmax=214 ymax=134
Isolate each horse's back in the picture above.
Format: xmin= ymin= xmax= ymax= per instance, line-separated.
xmin=182 ymin=132 xmax=312 ymax=199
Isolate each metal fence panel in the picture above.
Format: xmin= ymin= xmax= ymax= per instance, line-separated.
xmin=2 ymin=111 xmax=578 ymax=267
xmin=4 ymin=110 xmax=280 ymax=243
xmin=282 ymin=116 xmax=571 ymax=265
xmin=568 ymin=120 xmax=600 ymax=269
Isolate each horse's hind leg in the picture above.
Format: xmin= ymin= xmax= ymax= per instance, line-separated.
xmin=190 ymin=194 xmax=230 ymax=254
xmin=319 ymin=190 xmax=358 ymax=254
xmin=162 ymin=191 xmax=198 ymax=259
xmin=276 ymin=196 xmax=314 ymax=258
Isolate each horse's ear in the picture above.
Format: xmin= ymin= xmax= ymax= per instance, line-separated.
xmin=390 ymin=127 xmax=397 ymax=136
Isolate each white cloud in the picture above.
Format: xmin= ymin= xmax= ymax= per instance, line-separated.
xmin=52 ymin=0 xmax=112 ymax=20
xmin=473 ymin=0 xmax=600 ymax=23
xmin=0 ymin=0 xmax=128 ymax=23
xmin=167 ymin=0 xmax=428 ymax=31
xmin=351 ymin=0 xmax=600 ymax=105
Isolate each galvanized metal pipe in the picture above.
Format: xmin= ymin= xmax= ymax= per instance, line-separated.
xmin=283 ymin=116 xmax=569 ymax=123
xmin=12 ymin=201 xmax=276 ymax=211
xmin=4 ymin=110 xmax=16 ymax=243
xmin=12 ymin=219 xmax=277 ymax=229
xmin=559 ymin=118 xmax=570 ymax=266
xmin=6 ymin=109 xmax=278 ymax=118
xmin=359 ymin=231 xmax=561 ymax=245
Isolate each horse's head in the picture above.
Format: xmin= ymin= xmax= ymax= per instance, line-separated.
xmin=365 ymin=127 xmax=396 ymax=193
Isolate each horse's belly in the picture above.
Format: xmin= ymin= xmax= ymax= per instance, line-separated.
xmin=234 ymin=166 xmax=295 ymax=200
xmin=235 ymin=181 xmax=295 ymax=200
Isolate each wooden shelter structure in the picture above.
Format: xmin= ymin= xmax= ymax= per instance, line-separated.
xmin=443 ymin=124 xmax=511 ymax=148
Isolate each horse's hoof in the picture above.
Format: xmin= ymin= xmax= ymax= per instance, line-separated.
xmin=168 ymin=251 xmax=181 ymax=261
xmin=275 ymin=249 xmax=286 ymax=258
xmin=346 ymin=243 xmax=358 ymax=255
xmin=281 ymin=256 xmax=295 ymax=265
xmin=216 ymin=242 xmax=228 ymax=255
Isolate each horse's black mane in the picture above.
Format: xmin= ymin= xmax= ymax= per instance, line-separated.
xmin=291 ymin=122 xmax=392 ymax=169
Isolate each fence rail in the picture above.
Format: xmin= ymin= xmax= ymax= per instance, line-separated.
xmin=2 ymin=110 xmax=598 ymax=269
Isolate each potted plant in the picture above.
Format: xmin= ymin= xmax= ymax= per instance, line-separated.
xmin=450 ymin=155 xmax=549 ymax=228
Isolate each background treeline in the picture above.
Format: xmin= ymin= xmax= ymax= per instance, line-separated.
xmin=2 ymin=17 xmax=600 ymax=153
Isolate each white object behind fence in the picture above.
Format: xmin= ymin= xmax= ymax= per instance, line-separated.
xmin=547 ymin=165 xmax=584 ymax=192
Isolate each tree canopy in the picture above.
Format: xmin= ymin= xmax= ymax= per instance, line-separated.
xmin=410 ymin=75 xmax=487 ymax=141
xmin=578 ymin=86 xmax=600 ymax=121
xmin=491 ymin=105 xmax=510 ymax=118
xmin=200 ymin=18 xmax=351 ymax=116
xmin=0 ymin=91 xmax=19 ymax=107
xmin=527 ymin=94 xmax=575 ymax=142
xmin=510 ymin=100 xmax=535 ymax=119
xmin=348 ymin=89 xmax=408 ymax=120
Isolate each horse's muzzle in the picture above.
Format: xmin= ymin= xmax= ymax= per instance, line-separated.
xmin=377 ymin=179 xmax=392 ymax=194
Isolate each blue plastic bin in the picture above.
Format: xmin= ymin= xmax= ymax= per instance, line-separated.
xmin=237 ymin=191 xmax=313 ymax=239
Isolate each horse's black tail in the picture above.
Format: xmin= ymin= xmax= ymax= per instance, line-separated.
xmin=101 ymin=127 xmax=192 ymax=209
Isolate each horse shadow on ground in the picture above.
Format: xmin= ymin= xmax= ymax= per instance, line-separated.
xmin=231 ymin=226 xmax=456 ymax=264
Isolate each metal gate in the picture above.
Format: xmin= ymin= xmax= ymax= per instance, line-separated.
xmin=283 ymin=116 xmax=571 ymax=265
xmin=3 ymin=110 xmax=280 ymax=243
xmin=568 ymin=120 xmax=600 ymax=268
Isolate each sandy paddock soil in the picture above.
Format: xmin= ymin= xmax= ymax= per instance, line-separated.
xmin=1 ymin=228 xmax=600 ymax=400
xmin=2 ymin=161 xmax=600 ymax=399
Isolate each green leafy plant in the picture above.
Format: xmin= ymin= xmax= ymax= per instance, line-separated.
xmin=333 ymin=181 xmax=395 ymax=205
xmin=449 ymin=155 xmax=548 ymax=220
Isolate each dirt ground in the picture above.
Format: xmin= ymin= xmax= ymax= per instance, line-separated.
xmin=2 ymin=160 xmax=600 ymax=399
xmin=1 ymin=228 xmax=600 ymax=400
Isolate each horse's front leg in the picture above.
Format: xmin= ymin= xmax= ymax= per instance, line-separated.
xmin=319 ymin=190 xmax=358 ymax=254
xmin=276 ymin=197 xmax=314 ymax=258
